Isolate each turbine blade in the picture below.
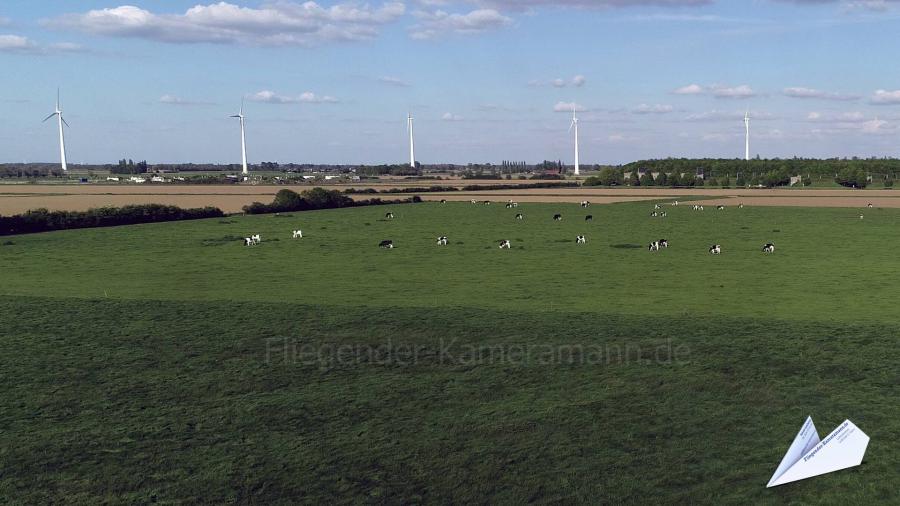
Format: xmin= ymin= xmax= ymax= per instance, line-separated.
xmin=61 ymin=116 xmax=70 ymax=128
xmin=43 ymin=112 xmax=57 ymax=122
xmin=568 ymin=121 xmax=574 ymax=133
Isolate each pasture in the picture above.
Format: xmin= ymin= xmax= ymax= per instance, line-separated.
xmin=2 ymin=200 xmax=899 ymax=504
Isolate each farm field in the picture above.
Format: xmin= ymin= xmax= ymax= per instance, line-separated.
xmin=1 ymin=183 xmax=899 ymax=214
xmin=2 ymin=200 xmax=899 ymax=504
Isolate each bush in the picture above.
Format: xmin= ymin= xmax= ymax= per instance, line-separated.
xmin=0 ymin=204 xmax=224 ymax=236
xmin=243 ymin=189 xmax=421 ymax=215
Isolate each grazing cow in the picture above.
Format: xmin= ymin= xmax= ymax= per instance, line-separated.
xmin=762 ymin=243 xmax=775 ymax=253
xmin=649 ymin=241 xmax=660 ymax=252
xmin=515 ymin=213 xmax=524 ymax=220
xmin=440 ymin=199 xmax=447 ymax=204
xmin=512 ymin=202 xmax=519 ymax=207
xmin=471 ymin=199 xmax=477 ymax=205
xmin=292 ymin=230 xmax=303 ymax=239
xmin=650 ymin=211 xmax=659 ymax=217
xmin=709 ymin=244 xmax=722 ymax=255
xmin=739 ymin=203 xmax=744 ymax=209
xmin=867 ymin=203 xmax=873 ymax=208
xmin=581 ymin=201 xmax=591 ymax=208
xmin=576 ymin=235 xmax=586 ymax=244
xmin=860 ymin=215 xmax=864 ymax=220
xmin=585 ymin=215 xmax=593 ymax=221
xmin=692 ymin=205 xmax=700 ymax=211
xmin=661 ymin=211 xmax=667 ymax=217
xmin=673 ymin=200 xmax=679 ymax=207
xmin=553 ymin=214 xmax=563 ymax=221
xmin=437 ymin=236 xmax=448 ymax=246
xmin=379 ymin=240 xmax=394 ymax=249
xmin=499 ymin=239 xmax=511 ymax=249
xmin=251 ymin=234 xmax=261 ymax=244
xmin=658 ymin=239 xmax=669 ymax=248
xmin=717 ymin=205 xmax=725 ymax=210
xmin=385 ymin=212 xmax=394 ymax=219
xmin=244 ymin=237 xmax=254 ymax=246
xmin=483 ymin=200 xmax=491 ymax=205
xmin=654 ymin=204 xmax=661 ymax=210
xmin=506 ymin=202 xmax=514 ymax=208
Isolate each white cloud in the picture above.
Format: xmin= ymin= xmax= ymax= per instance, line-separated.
xmin=377 ymin=76 xmax=411 ymax=87
xmin=807 ymin=111 xmax=822 ymax=120
xmin=247 ymin=90 xmax=338 ymax=104
xmin=159 ymin=94 xmax=213 ymax=106
xmin=686 ymin=109 xmax=774 ymax=122
xmin=0 ymin=34 xmax=85 ymax=54
xmin=673 ymin=83 xmax=704 ymax=95
xmin=632 ymin=103 xmax=674 ymax=114
xmin=551 ymin=78 xmax=566 ymax=88
xmin=553 ymin=101 xmax=585 ymax=112
xmin=531 ymin=75 xmax=587 ymax=88
xmin=477 ymin=0 xmax=713 ymax=10
xmin=783 ymin=87 xmax=859 ymax=101
xmin=673 ymin=83 xmax=756 ymax=99
xmin=871 ymin=89 xmax=900 ymax=105
xmin=572 ymin=75 xmax=586 ymax=87
xmin=409 ymin=8 xmax=511 ymax=39
xmin=442 ymin=112 xmax=463 ymax=121
xmin=45 ymin=2 xmax=406 ymax=47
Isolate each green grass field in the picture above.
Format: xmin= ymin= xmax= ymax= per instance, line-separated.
xmin=2 ymin=201 xmax=899 ymax=504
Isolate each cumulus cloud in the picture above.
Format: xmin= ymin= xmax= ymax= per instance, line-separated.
xmin=531 ymin=75 xmax=587 ymax=88
xmin=632 ymin=103 xmax=674 ymax=114
xmin=442 ymin=112 xmax=463 ymax=121
xmin=783 ymin=86 xmax=859 ymax=100
xmin=409 ymin=8 xmax=511 ymax=39
xmin=685 ymin=109 xmax=774 ymax=122
xmin=572 ymin=75 xmax=586 ymax=87
xmin=159 ymin=94 xmax=214 ymax=106
xmin=377 ymin=76 xmax=411 ymax=87
xmin=673 ymin=83 xmax=756 ymax=98
xmin=476 ymin=0 xmax=713 ymax=10
xmin=44 ymin=2 xmax=406 ymax=47
xmin=247 ymin=90 xmax=338 ymax=104
xmin=553 ymin=101 xmax=586 ymax=112
xmin=870 ymin=89 xmax=900 ymax=105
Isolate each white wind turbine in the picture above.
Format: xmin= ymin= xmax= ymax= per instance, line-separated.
xmin=230 ymin=100 xmax=248 ymax=175
xmin=568 ymin=106 xmax=580 ymax=176
xmin=407 ymin=112 xmax=416 ymax=168
xmin=744 ymin=109 xmax=751 ymax=161
xmin=43 ymin=88 xmax=69 ymax=172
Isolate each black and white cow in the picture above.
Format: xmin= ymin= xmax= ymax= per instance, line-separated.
xmin=292 ymin=230 xmax=303 ymax=239
xmin=379 ymin=240 xmax=394 ymax=249
xmin=658 ymin=239 xmax=669 ymax=248
xmin=717 ymin=205 xmax=725 ymax=210
xmin=650 ymin=211 xmax=659 ymax=217
xmin=385 ymin=212 xmax=394 ymax=219
xmin=581 ymin=201 xmax=591 ymax=208
xmin=483 ymin=200 xmax=491 ymax=205
xmin=515 ymin=213 xmax=524 ymax=220
xmin=440 ymin=199 xmax=447 ymax=204
xmin=437 ymin=236 xmax=448 ymax=246
xmin=762 ymin=243 xmax=775 ymax=253
xmin=553 ymin=214 xmax=563 ymax=221
xmin=660 ymin=211 xmax=667 ymax=217
xmin=867 ymin=203 xmax=873 ymax=208
xmin=576 ymin=235 xmax=586 ymax=244
xmin=471 ymin=199 xmax=477 ymax=205
xmin=251 ymin=234 xmax=261 ymax=244
xmin=653 ymin=204 xmax=661 ymax=210
xmin=709 ymin=244 xmax=722 ymax=255
xmin=585 ymin=215 xmax=593 ymax=221
xmin=499 ymin=239 xmax=511 ymax=249
xmin=649 ymin=241 xmax=660 ymax=252
xmin=244 ymin=237 xmax=254 ymax=246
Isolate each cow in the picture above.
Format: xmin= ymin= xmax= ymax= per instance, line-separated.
xmin=860 ymin=215 xmax=865 ymax=220
xmin=483 ymin=200 xmax=491 ymax=205
xmin=867 ymin=203 xmax=873 ymax=208
xmin=709 ymin=244 xmax=721 ymax=255
xmin=692 ymin=205 xmax=700 ymax=211
xmin=576 ymin=235 xmax=586 ymax=244
xmin=251 ymin=234 xmax=261 ymax=244
xmin=243 ymin=237 xmax=254 ymax=246
xmin=649 ymin=241 xmax=660 ymax=252
xmin=762 ymin=243 xmax=775 ymax=253
xmin=660 ymin=211 xmax=667 ymax=217
xmin=739 ymin=203 xmax=744 ymax=209
xmin=650 ymin=211 xmax=659 ymax=217
xmin=581 ymin=201 xmax=591 ymax=208
xmin=553 ymin=214 xmax=563 ymax=221
xmin=437 ymin=236 xmax=448 ymax=246
xmin=385 ymin=212 xmax=394 ymax=219
xmin=515 ymin=213 xmax=524 ymax=220
xmin=658 ymin=239 xmax=669 ymax=248
xmin=499 ymin=239 xmax=511 ymax=249
xmin=440 ymin=199 xmax=447 ymax=204
xmin=673 ymin=200 xmax=679 ymax=207
xmin=471 ymin=199 xmax=477 ymax=205
xmin=292 ymin=230 xmax=303 ymax=239
xmin=585 ymin=215 xmax=593 ymax=221
xmin=379 ymin=240 xmax=394 ymax=249
xmin=506 ymin=202 xmax=514 ymax=208
xmin=654 ymin=204 xmax=661 ymax=210
xmin=717 ymin=205 xmax=725 ymax=210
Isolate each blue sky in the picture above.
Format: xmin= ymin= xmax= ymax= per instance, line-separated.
xmin=2 ymin=0 xmax=900 ymax=165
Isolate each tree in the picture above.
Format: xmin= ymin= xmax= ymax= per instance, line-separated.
xmin=629 ymin=170 xmax=641 ymax=186
xmin=639 ymin=171 xmax=655 ymax=186
xmin=656 ymin=171 xmax=668 ymax=186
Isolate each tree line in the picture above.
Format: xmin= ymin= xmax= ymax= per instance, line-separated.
xmin=0 ymin=204 xmax=224 ymax=236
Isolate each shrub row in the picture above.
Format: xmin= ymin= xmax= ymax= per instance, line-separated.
xmin=0 ymin=204 xmax=224 ymax=236
xmin=243 ymin=188 xmax=422 ymax=215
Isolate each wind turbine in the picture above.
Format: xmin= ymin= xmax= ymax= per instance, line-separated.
xmin=43 ymin=88 xmax=68 ymax=172
xmin=744 ymin=109 xmax=750 ymax=161
xmin=568 ymin=106 xmax=580 ymax=176
xmin=230 ymin=100 xmax=248 ymax=175
xmin=407 ymin=112 xmax=416 ymax=168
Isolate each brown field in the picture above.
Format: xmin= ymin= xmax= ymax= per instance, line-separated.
xmin=1 ymin=183 xmax=898 ymax=214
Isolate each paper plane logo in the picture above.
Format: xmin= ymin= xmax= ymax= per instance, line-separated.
xmin=767 ymin=416 xmax=869 ymax=488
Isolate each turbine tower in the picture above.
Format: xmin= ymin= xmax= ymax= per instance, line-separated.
xmin=744 ymin=109 xmax=750 ymax=161
xmin=230 ymin=101 xmax=248 ymax=175
xmin=407 ymin=112 xmax=416 ymax=168
xmin=569 ymin=107 xmax=580 ymax=176
xmin=42 ymin=88 xmax=68 ymax=172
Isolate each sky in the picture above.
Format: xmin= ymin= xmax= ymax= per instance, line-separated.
xmin=2 ymin=0 xmax=900 ymax=165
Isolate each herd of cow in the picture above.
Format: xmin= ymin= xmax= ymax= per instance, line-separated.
xmin=242 ymin=199 xmax=780 ymax=254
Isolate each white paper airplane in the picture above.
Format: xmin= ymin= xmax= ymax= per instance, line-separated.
xmin=767 ymin=416 xmax=869 ymax=487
